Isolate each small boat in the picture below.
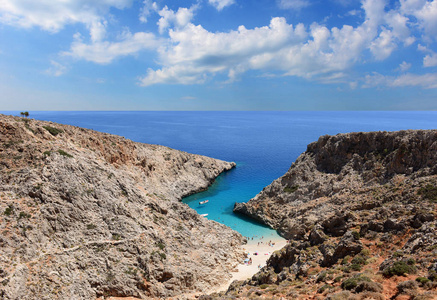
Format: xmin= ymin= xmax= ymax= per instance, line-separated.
xmin=200 ymin=213 xmax=208 ymax=217
xmin=199 ymin=200 xmax=209 ymax=205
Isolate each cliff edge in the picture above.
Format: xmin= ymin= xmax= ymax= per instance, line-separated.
xmin=224 ymin=130 xmax=437 ymax=299
xmin=0 ymin=114 xmax=244 ymax=299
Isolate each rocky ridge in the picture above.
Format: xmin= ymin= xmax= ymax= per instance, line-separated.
xmin=210 ymin=130 xmax=437 ymax=299
xmin=0 ymin=114 xmax=245 ymax=299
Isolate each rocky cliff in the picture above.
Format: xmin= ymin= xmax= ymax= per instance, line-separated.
xmin=0 ymin=114 xmax=245 ymax=299
xmin=220 ymin=130 xmax=437 ymax=299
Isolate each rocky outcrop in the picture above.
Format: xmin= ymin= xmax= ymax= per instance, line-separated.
xmin=234 ymin=130 xmax=437 ymax=238
xmin=0 ymin=115 xmax=244 ymax=299
xmin=216 ymin=130 xmax=437 ymax=299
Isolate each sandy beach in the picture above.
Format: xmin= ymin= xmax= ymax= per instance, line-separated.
xmin=211 ymin=235 xmax=287 ymax=293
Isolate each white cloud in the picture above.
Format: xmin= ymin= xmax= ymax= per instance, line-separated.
xmin=208 ymin=0 xmax=235 ymax=11
xmin=0 ymin=0 xmax=132 ymax=32
xmin=89 ymin=20 xmax=107 ymax=42
xmin=140 ymin=17 xmax=313 ymax=85
xmin=364 ymin=72 xmax=437 ymax=88
xmin=384 ymin=11 xmax=414 ymax=46
xmin=424 ymin=52 xmax=437 ymax=67
xmin=5 ymin=0 xmax=436 ymax=90
xmin=278 ymin=0 xmax=311 ymax=10
xmin=45 ymin=60 xmax=68 ymax=76
xmin=401 ymin=0 xmax=437 ymax=39
xmin=417 ymin=43 xmax=430 ymax=52
xmin=370 ymin=28 xmax=397 ymax=60
xmin=157 ymin=5 xmax=196 ymax=34
xmin=64 ymin=31 xmax=161 ymax=64
xmin=139 ymin=9 xmax=387 ymax=86
xmin=399 ymin=61 xmax=412 ymax=71
xmin=139 ymin=0 xmax=158 ymax=23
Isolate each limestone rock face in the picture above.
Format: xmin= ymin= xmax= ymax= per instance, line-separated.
xmin=221 ymin=130 xmax=437 ymax=299
xmin=0 ymin=115 xmax=244 ymax=299
xmin=234 ymin=130 xmax=437 ymax=239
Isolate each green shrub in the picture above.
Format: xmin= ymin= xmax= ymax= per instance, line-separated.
xmin=43 ymin=126 xmax=63 ymax=136
xmin=284 ymin=185 xmax=299 ymax=193
xmin=341 ymin=256 xmax=350 ymax=265
xmin=341 ymin=278 xmax=358 ymax=290
xmin=43 ymin=151 xmax=51 ymax=156
xmin=351 ymin=230 xmax=360 ymax=240
xmin=4 ymin=205 xmax=13 ymax=216
xmin=259 ymin=284 xmax=269 ymax=289
xmin=112 ymin=233 xmax=121 ymax=241
xmin=316 ymin=271 xmax=327 ymax=282
xmin=317 ymin=284 xmax=331 ymax=293
xmin=382 ymin=261 xmax=416 ymax=277
xmin=416 ymin=277 xmax=430 ymax=285
xmin=350 ymin=264 xmax=362 ymax=271
xmin=57 ymin=149 xmax=73 ymax=158
xmin=418 ymin=184 xmax=437 ymax=202
xmin=360 ymin=249 xmax=371 ymax=257
xmin=351 ymin=256 xmax=366 ymax=265
xmin=393 ymin=251 xmax=404 ymax=258
xmin=18 ymin=212 xmax=30 ymax=219
xmin=157 ymin=242 xmax=165 ymax=250
xmin=341 ymin=276 xmax=371 ymax=290
xmin=87 ymin=224 xmax=97 ymax=230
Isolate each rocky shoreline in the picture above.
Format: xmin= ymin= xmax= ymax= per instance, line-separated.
xmin=208 ymin=130 xmax=437 ymax=299
xmin=0 ymin=114 xmax=245 ymax=299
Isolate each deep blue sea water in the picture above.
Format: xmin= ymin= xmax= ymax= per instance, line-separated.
xmin=4 ymin=111 xmax=437 ymax=239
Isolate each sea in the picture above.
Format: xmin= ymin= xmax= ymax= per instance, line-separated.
xmin=5 ymin=111 xmax=437 ymax=240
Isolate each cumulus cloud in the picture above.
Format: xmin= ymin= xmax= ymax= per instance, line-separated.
xmin=424 ymin=52 xmax=437 ymax=67
xmin=0 ymin=0 xmax=132 ymax=32
xmin=278 ymin=0 xmax=311 ymax=10
xmin=139 ymin=0 xmax=158 ymax=23
xmin=370 ymin=28 xmax=397 ymax=60
xmin=64 ymin=31 xmax=161 ymax=64
xmin=400 ymin=0 xmax=437 ymax=39
xmin=208 ymin=0 xmax=235 ymax=11
xmin=399 ymin=61 xmax=412 ymax=71
xmin=140 ymin=0 xmax=399 ymax=86
xmin=139 ymin=17 xmax=312 ymax=85
xmin=4 ymin=0 xmax=436 ymax=89
xmin=157 ymin=5 xmax=197 ymax=34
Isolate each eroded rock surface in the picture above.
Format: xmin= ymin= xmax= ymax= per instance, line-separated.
xmin=214 ymin=130 xmax=437 ymax=299
xmin=0 ymin=115 xmax=244 ymax=299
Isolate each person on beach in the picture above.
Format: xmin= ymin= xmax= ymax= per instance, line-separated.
xmin=249 ymin=258 xmax=252 ymax=265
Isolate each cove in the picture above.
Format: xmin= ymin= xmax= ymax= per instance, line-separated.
xmin=9 ymin=111 xmax=437 ymax=239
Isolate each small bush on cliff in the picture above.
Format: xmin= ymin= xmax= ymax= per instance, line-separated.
xmin=351 ymin=230 xmax=360 ymax=240
xmin=416 ymin=277 xmax=430 ymax=286
xmin=4 ymin=205 xmax=13 ymax=216
xmin=284 ymin=185 xmax=299 ymax=193
xmin=57 ymin=149 xmax=73 ymax=158
xmin=43 ymin=126 xmax=63 ymax=136
xmin=341 ymin=275 xmax=371 ymax=290
xmin=418 ymin=184 xmax=437 ymax=202
xmin=383 ymin=261 xmax=416 ymax=277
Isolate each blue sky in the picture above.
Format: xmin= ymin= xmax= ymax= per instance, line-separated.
xmin=0 ymin=0 xmax=437 ymax=110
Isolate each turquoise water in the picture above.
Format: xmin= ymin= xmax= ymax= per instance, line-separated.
xmin=6 ymin=111 xmax=437 ymax=238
